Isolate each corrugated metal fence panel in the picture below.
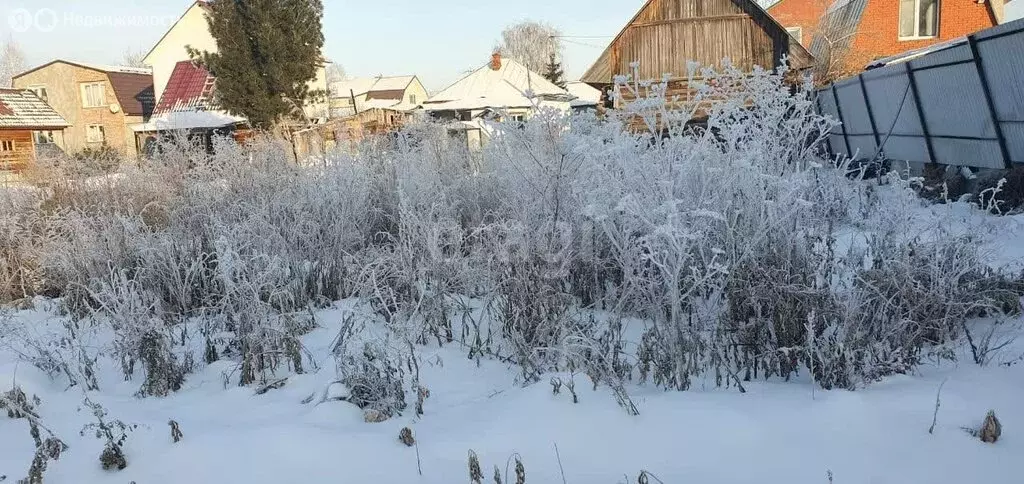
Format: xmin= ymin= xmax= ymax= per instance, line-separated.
xmin=975 ymin=33 xmax=1024 ymax=122
xmin=931 ymin=138 xmax=1005 ymax=169
xmin=859 ymin=67 xmax=930 ymax=163
xmin=912 ymin=61 xmax=992 ymax=138
xmin=906 ymin=43 xmax=972 ymax=70
xmin=975 ymin=24 xmax=1024 ymax=164
xmin=833 ymin=79 xmax=875 ymax=158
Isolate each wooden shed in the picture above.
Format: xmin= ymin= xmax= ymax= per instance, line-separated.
xmin=582 ymin=0 xmax=814 ymax=107
xmin=0 ymin=89 xmax=69 ymax=174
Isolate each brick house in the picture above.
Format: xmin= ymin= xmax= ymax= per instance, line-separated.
xmin=766 ymin=0 xmax=1006 ymax=79
xmin=12 ymin=60 xmax=154 ymax=158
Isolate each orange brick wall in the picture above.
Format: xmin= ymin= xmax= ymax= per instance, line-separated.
xmin=852 ymin=0 xmax=996 ymax=59
xmin=769 ymin=0 xmax=997 ymax=71
xmin=768 ymin=0 xmax=830 ymax=48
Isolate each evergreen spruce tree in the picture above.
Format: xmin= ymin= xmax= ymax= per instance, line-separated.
xmin=543 ymin=53 xmax=565 ymax=89
xmin=188 ymin=0 xmax=325 ymax=129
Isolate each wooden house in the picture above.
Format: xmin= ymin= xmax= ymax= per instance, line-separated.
xmin=581 ymin=0 xmax=814 ymax=108
xmin=12 ymin=60 xmax=154 ymax=158
xmin=0 ymin=89 xmax=69 ymax=174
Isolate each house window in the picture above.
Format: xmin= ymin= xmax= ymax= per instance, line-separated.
xmin=511 ymin=114 xmax=526 ymax=123
xmin=409 ymin=94 xmax=417 ymax=105
xmin=1 ymin=140 xmax=13 ymax=151
xmin=34 ymin=131 xmax=55 ymax=144
xmin=900 ymin=0 xmax=939 ymax=39
xmin=81 ymin=82 xmax=106 ymax=108
xmin=86 ymin=125 xmax=106 ymax=143
xmin=29 ymin=86 xmax=48 ymax=103
xmin=786 ymin=27 xmax=803 ymax=43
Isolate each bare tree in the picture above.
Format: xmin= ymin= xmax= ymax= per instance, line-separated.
xmin=809 ymin=0 xmax=881 ymax=85
xmin=121 ymin=49 xmax=147 ymax=68
xmin=498 ymin=21 xmax=563 ymax=74
xmin=0 ymin=39 xmax=27 ymax=88
xmin=326 ymin=64 xmax=347 ymax=97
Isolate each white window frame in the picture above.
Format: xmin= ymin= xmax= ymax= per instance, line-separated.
xmin=899 ymin=0 xmax=940 ymax=40
xmin=1 ymin=140 xmax=13 ymax=151
xmin=81 ymin=82 xmax=107 ymax=108
xmin=786 ymin=27 xmax=803 ymax=44
xmin=86 ymin=124 xmax=106 ymax=144
xmin=28 ymin=85 xmax=48 ymax=103
xmin=409 ymin=94 xmax=417 ymax=105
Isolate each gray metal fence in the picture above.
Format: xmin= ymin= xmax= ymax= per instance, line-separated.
xmin=816 ymin=19 xmax=1024 ymax=169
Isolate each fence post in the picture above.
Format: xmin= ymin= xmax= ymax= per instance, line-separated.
xmin=904 ymin=62 xmax=936 ymax=165
xmin=831 ymin=84 xmax=853 ymax=156
xmin=968 ymin=34 xmax=1012 ymax=169
xmin=858 ymin=74 xmax=882 ymax=149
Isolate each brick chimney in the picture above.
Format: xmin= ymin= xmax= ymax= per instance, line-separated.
xmin=490 ymin=52 xmax=502 ymax=71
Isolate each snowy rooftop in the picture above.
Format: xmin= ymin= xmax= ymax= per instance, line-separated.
xmin=0 ymin=89 xmax=70 ymax=129
xmin=565 ymin=81 xmax=601 ymax=107
xmin=424 ymin=56 xmax=572 ymax=112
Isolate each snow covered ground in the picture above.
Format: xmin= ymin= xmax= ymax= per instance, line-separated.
xmin=2 ymin=294 xmax=1023 ymax=484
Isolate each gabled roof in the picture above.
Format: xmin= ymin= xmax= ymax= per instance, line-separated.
xmin=331 ymin=75 xmax=417 ymax=98
xmin=13 ymin=60 xmax=154 ymax=116
xmin=581 ymin=0 xmax=815 ymax=84
xmin=424 ymin=57 xmax=570 ymax=111
xmin=0 ymin=89 xmax=69 ymax=129
xmin=13 ymin=59 xmax=151 ymax=79
xmin=142 ymin=60 xmax=246 ymax=131
xmin=154 ymin=60 xmax=216 ymax=114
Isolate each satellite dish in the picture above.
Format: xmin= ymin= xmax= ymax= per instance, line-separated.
xmin=109 ymin=103 xmax=121 ymax=113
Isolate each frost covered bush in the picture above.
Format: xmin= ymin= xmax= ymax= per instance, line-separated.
xmin=2 ymin=60 xmax=1020 ymax=401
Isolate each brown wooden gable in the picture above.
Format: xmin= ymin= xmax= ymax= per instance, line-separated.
xmin=581 ymin=0 xmax=813 ymax=85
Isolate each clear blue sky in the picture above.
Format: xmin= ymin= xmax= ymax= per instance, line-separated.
xmin=2 ymin=0 xmax=645 ymax=91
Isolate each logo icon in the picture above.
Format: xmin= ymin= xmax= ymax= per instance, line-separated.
xmin=8 ymin=8 xmax=33 ymax=32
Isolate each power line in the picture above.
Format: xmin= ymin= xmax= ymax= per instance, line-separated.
xmin=561 ymin=38 xmax=607 ymax=49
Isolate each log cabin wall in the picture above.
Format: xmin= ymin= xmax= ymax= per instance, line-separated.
xmin=0 ymin=130 xmax=36 ymax=173
xmin=584 ymin=0 xmax=807 ymax=86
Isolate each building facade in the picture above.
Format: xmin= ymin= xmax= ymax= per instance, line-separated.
xmin=12 ymin=61 xmax=154 ymax=158
xmin=768 ymin=0 xmax=1003 ymax=78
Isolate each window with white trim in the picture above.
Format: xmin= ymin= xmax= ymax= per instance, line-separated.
xmin=786 ymin=27 xmax=803 ymax=44
xmin=81 ymin=82 xmax=106 ymax=108
xmin=86 ymin=125 xmax=106 ymax=143
xmin=900 ymin=0 xmax=939 ymax=39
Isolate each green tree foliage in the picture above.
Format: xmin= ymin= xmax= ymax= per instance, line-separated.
xmin=189 ymin=0 xmax=325 ymax=129
xmin=543 ymin=53 xmax=565 ymax=89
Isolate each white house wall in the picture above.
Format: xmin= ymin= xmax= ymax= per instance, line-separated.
xmin=145 ymin=2 xmax=218 ymax=106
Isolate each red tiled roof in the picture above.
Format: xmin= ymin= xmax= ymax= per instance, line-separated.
xmin=0 ymin=89 xmax=69 ymax=129
xmin=154 ymin=60 xmax=217 ymax=115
